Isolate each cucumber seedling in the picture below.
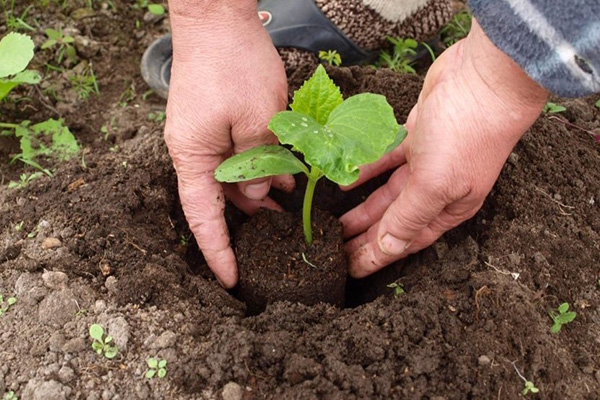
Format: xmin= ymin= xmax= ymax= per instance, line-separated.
xmin=89 ymin=324 xmax=118 ymax=359
xmin=548 ymin=302 xmax=576 ymax=333
xmin=215 ymin=65 xmax=404 ymax=244
xmin=0 ymin=32 xmax=41 ymax=102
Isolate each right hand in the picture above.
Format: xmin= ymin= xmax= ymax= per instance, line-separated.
xmin=164 ymin=7 xmax=294 ymax=288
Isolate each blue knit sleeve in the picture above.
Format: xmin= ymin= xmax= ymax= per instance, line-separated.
xmin=468 ymin=0 xmax=600 ymax=97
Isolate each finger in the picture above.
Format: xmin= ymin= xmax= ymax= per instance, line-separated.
xmin=340 ymin=143 xmax=407 ymax=191
xmin=174 ymin=160 xmax=238 ymax=288
xmin=237 ymin=177 xmax=273 ymax=200
xmin=272 ymin=174 xmax=296 ymax=193
xmin=340 ymin=165 xmax=410 ymax=238
xmin=223 ymin=183 xmax=283 ymax=214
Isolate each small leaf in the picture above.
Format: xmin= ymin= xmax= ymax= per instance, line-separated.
xmin=157 ymin=368 xmax=167 ymax=378
xmin=158 ymin=359 xmax=167 ymax=368
xmin=41 ymin=39 xmax=57 ymax=49
xmin=290 ymin=64 xmax=343 ymax=125
xmin=45 ymin=28 xmax=61 ymax=40
xmin=551 ymin=323 xmax=561 ymax=333
xmin=89 ymin=324 xmax=104 ymax=340
xmin=0 ymin=33 xmax=35 ymax=78
xmin=147 ymin=358 xmax=158 ymax=368
xmin=556 ymin=311 xmax=576 ymax=324
xmin=384 ymin=126 xmax=408 ymax=154
xmin=557 ymin=303 xmax=569 ymax=313
xmin=104 ymin=345 xmax=118 ymax=359
xmin=63 ymin=36 xmax=75 ymax=43
xmin=105 ymin=335 xmax=113 ymax=343
xmin=92 ymin=341 xmax=104 ymax=351
xmin=147 ymin=4 xmax=165 ymax=15
xmin=7 ymin=297 xmax=16 ymax=305
xmin=215 ymin=145 xmax=308 ymax=183
xmin=531 ymin=387 xmax=539 ymax=393
xmin=145 ymin=369 xmax=156 ymax=379
xmin=595 ymin=99 xmax=600 ymax=108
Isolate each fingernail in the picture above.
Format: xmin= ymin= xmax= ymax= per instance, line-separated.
xmin=378 ymin=233 xmax=409 ymax=255
xmin=244 ymin=182 xmax=269 ymax=200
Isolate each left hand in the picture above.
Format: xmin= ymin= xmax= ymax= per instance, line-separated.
xmin=340 ymin=20 xmax=548 ymax=278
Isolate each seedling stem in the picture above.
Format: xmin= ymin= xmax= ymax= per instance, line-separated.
xmin=303 ymin=167 xmax=323 ymax=244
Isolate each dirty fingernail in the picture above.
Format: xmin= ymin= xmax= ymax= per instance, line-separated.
xmin=244 ymin=182 xmax=270 ymax=200
xmin=378 ymin=233 xmax=408 ymax=255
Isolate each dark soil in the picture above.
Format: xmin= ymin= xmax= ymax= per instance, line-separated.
xmin=1 ymin=1 xmax=600 ymax=399
xmin=235 ymin=208 xmax=346 ymax=315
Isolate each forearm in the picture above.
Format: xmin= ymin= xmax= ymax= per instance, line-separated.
xmin=469 ymin=0 xmax=600 ymax=97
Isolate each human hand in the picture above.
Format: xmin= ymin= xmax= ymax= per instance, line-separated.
xmin=164 ymin=4 xmax=294 ymax=288
xmin=341 ymin=20 xmax=548 ymax=278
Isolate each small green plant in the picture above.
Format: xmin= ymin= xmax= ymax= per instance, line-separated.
xmin=148 ymin=111 xmax=166 ymax=122
xmin=1 ymin=118 xmax=79 ymax=172
xmin=145 ymin=357 xmax=167 ymax=379
xmin=8 ymin=171 xmax=43 ymax=189
xmin=387 ymin=282 xmax=404 ymax=297
xmin=0 ymin=293 xmax=17 ymax=316
xmin=594 ymin=99 xmax=600 ymax=109
xmin=548 ymin=302 xmax=576 ymax=333
xmin=2 ymin=391 xmax=18 ymax=400
xmin=0 ymin=32 xmax=41 ymax=102
xmin=216 ymin=65 xmax=403 ymax=244
xmin=318 ymin=50 xmax=342 ymax=66
xmin=133 ymin=0 xmax=165 ymax=15
xmin=89 ymin=324 xmax=118 ymax=359
xmin=440 ymin=9 xmax=472 ymax=47
xmin=2 ymin=0 xmax=35 ymax=32
xmin=41 ymin=27 xmax=77 ymax=64
xmin=69 ymin=65 xmax=99 ymax=100
xmin=512 ymin=362 xmax=539 ymax=395
xmin=377 ymin=37 xmax=418 ymax=73
xmin=543 ymin=102 xmax=567 ymax=114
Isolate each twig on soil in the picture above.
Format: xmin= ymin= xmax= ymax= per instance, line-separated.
xmin=118 ymin=229 xmax=147 ymax=255
xmin=484 ymin=260 xmax=520 ymax=280
xmin=547 ymin=115 xmax=600 ymax=142
xmin=34 ymin=85 xmax=61 ymax=116
xmin=474 ymin=285 xmax=491 ymax=320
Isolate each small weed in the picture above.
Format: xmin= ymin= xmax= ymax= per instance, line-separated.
xmin=2 ymin=391 xmax=18 ymax=400
xmin=594 ymin=99 xmax=600 ymax=109
xmin=148 ymin=111 xmax=166 ymax=122
xmin=0 ymin=33 xmax=41 ymax=102
xmin=549 ymin=302 xmax=576 ymax=333
xmin=118 ymin=82 xmax=136 ymax=107
xmin=318 ymin=50 xmax=342 ymax=66
xmin=89 ymin=324 xmax=118 ymax=359
xmin=2 ymin=0 xmax=35 ymax=32
xmin=75 ymin=308 xmax=88 ymax=317
xmin=8 ymin=171 xmax=43 ymax=189
xmin=0 ymin=293 xmax=17 ymax=316
xmin=14 ymin=221 xmax=24 ymax=231
xmin=26 ymin=223 xmax=41 ymax=238
xmin=512 ymin=362 xmax=539 ymax=396
xmin=145 ymin=357 xmax=167 ymax=379
xmin=41 ymin=27 xmax=77 ymax=65
xmin=543 ymin=102 xmax=566 ymax=114
xmin=377 ymin=37 xmax=418 ymax=74
xmin=133 ymin=0 xmax=165 ymax=15
xmin=441 ymin=9 xmax=472 ymax=47
xmin=387 ymin=282 xmax=405 ymax=298
xmin=179 ymin=234 xmax=189 ymax=246
xmin=70 ymin=65 xmax=99 ymax=100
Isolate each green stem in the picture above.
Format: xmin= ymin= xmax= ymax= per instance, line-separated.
xmin=0 ymin=122 xmax=19 ymax=129
xmin=303 ymin=167 xmax=322 ymax=245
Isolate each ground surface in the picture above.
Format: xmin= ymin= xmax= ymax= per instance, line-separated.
xmin=1 ymin=1 xmax=600 ymax=399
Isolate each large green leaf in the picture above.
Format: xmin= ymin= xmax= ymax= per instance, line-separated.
xmin=270 ymin=93 xmax=400 ymax=185
xmin=290 ymin=64 xmax=343 ymax=125
xmin=0 ymin=33 xmax=35 ymax=78
xmin=215 ymin=145 xmax=308 ymax=182
xmin=32 ymin=119 xmax=80 ymax=161
xmin=0 ymin=70 xmax=42 ymax=101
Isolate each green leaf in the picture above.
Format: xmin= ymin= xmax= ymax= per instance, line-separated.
xmin=215 ymin=145 xmax=309 ymax=182
xmin=595 ymin=99 xmax=600 ymax=109
xmin=551 ymin=323 xmax=561 ymax=333
xmin=7 ymin=297 xmax=16 ymax=305
xmin=157 ymin=368 xmax=167 ymax=378
xmin=270 ymin=93 xmax=399 ymax=185
xmin=0 ymin=33 xmax=35 ymax=78
xmin=9 ymin=70 xmax=42 ymax=85
xmin=104 ymin=345 xmax=118 ymax=359
xmin=158 ymin=359 xmax=167 ymax=368
xmin=41 ymin=39 xmax=57 ymax=49
xmin=63 ymin=36 xmax=75 ymax=44
xmin=45 ymin=28 xmax=61 ymax=40
xmin=557 ymin=302 xmax=569 ymax=313
xmin=89 ymin=324 xmax=104 ymax=340
xmin=92 ymin=341 xmax=104 ymax=351
xmin=290 ymin=64 xmax=343 ymax=125
xmin=556 ymin=311 xmax=576 ymax=324
xmin=31 ymin=118 xmax=80 ymax=161
xmin=145 ymin=369 xmax=156 ymax=379
xmin=384 ymin=125 xmax=407 ymax=154
xmin=147 ymin=358 xmax=158 ymax=368
xmin=147 ymin=4 xmax=165 ymax=15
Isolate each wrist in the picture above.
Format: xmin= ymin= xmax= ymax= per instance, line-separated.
xmin=168 ymin=0 xmax=257 ymax=21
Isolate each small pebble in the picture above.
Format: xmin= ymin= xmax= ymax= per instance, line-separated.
xmin=222 ymin=382 xmax=243 ymax=400
xmin=478 ymin=355 xmax=491 ymax=366
xmin=42 ymin=237 xmax=62 ymax=250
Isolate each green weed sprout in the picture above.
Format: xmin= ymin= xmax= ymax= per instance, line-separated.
xmin=0 ymin=293 xmax=17 ymax=316
xmin=594 ymin=99 xmax=600 ymax=109
xmin=2 ymin=391 xmax=18 ymax=400
xmin=549 ymin=302 xmax=576 ymax=333
xmin=145 ymin=357 xmax=167 ymax=379
xmin=42 ymin=27 xmax=77 ymax=64
xmin=387 ymin=282 xmax=405 ymax=298
xmin=378 ymin=37 xmax=418 ymax=74
xmin=0 ymin=32 xmax=41 ymax=101
xmin=215 ymin=65 xmax=404 ymax=244
xmin=440 ymin=9 xmax=472 ymax=47
xmin=512 ymin=362 xmax=539 ymax=396
xmin=8 ymin=172 xmax=43 ymax=189
xmin=133 ymin=0 xmax=165 ymax=15
xmin=89 ymin=324 xmax=118 ymax=359
xmin=543 ymin=102 xmax=566 ymax=114
xmin=318 ymin=50 xmax=342 ymax=66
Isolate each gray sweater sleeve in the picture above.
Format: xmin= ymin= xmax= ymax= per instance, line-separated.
xmin=468 ymin=0 xmax=600 ymax=97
